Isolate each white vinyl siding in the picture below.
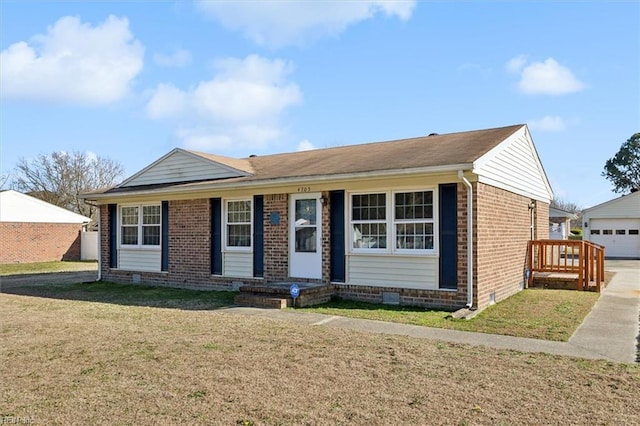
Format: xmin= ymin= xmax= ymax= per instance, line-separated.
xmin=474 ymin=128 xmax=552 ymax=202
xmin=223 ymin=252 xmax=253 ymax=278
xmin=122 ymin=150 xmax=246 ymax=187
xmin=347 ymin=255 xmax=439 ymax=290
xmin=118 ymin=248 xmax=161 ymax=272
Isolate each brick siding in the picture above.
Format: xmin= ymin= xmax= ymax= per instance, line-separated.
xmin=474 ymin=182 xmax=545 ymax=309
xmin=0 ymin=222 xmax=82 ymax=264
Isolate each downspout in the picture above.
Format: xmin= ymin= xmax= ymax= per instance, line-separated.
xmin=458 ymin=170 xmax=474 ymax=308
xmin=84 ymin=200 xmax=101 ymax=282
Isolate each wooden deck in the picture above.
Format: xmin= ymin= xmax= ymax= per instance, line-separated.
xmin=528 ymin=240 xmax=605 ymax=292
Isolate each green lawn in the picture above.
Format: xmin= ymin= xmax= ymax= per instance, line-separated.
xmin=2 ymin=270 xmax=600 ymax=341
xmin=296 ymin=289 xmax=601 ymax=341
xmin=0 ymin=260 xmax=97 ymax=276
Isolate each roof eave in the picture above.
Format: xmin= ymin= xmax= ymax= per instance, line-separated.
xmin=83 ymin=163 xmax=474 ymax=201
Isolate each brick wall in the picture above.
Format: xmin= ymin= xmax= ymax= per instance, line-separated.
xmin=264 ymin=194 xmax=289 ymax=281
xmin=474 ymin=182 xmax=540 ymax=310
xmin=0 ymin=222 xmax=82 ymax=264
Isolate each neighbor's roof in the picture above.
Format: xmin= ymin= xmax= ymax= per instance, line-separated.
xmin=0 ymin=190 xmax=91 ymax=223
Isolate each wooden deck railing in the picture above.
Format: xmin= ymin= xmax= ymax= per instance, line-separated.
xmin=527 ymin=239 xmax=605 ymax=291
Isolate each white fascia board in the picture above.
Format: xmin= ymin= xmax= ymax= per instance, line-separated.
xmin=84 ymin=163 xmax=473 ymax=202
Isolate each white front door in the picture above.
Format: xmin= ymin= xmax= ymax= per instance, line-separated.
xmin=290 ymin=193 xmax=322 ymax=279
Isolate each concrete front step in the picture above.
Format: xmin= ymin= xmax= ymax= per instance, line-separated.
xmin=235 ymin=282 xmax=333 ymax=308
xmin=234 ymin=294 xmax=289 ymax=309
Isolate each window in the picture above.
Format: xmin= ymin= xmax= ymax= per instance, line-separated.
xmin=143 ymin=205 xmax=161 ymax=245
xmin=629 ymin=229 xmax=639 ymax=235
xmin=590 ymin=229 xmax=601 ymax=235
xmin=394 ymin=191 xmax=434 ymax=250
xmin=351 ymin=193 xmax=387 ymax=249
xmin=120 ymin=205 xmax=161 ymax=247
xmin=121 ymin=206 xmax=139 ymax=245
xmin=603 ymin=229 xmax=613 ymax=235
xmin=616 ymin=229 xmax=626 ymax=235
xmin=350 ymin=189 xmax=435 ymax=253
xmin=226 ymin=200 xmax=251 ymax=248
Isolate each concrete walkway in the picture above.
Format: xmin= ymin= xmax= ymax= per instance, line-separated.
xmin=224 ymin=260 xmax=640 ymax=363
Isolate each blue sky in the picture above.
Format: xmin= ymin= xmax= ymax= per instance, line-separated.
xmin=1 ymin=1 xmax=638 ymax=208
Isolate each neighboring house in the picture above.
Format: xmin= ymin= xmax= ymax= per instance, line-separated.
xmin=582 ymin=191 xmax=640 ymax=259
xmin=549 ymin=207 xmax=578 ymax=240
xmin=83 ymin=124 xmax=552 ymax=311
xmin=0 ymin=190 xmax=91 ymax=263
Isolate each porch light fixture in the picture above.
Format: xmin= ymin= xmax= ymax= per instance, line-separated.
xmin=320 ymin=194 xmax=328 ymax=206
xmin=528 ymin=200 xmax=536 ymax=210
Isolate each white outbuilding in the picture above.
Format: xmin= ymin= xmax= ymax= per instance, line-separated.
xmin=582 ymin=191 xmax=640 ymax=259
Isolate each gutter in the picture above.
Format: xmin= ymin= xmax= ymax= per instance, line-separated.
xmin=82 ymin=163 xmax=474 ymax=202
xmin=458 ymin=170 xmax=474 ymax=308
xmin=83 ymin=200 xmax=101 ymax=282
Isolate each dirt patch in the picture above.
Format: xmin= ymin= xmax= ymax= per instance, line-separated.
xmin=2 ymin=292 xmax=639 ymax=425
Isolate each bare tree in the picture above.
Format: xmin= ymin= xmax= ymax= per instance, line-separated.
xmin=12 ymin=151 xmax=124 ymax=221
xmin=550 ymin=197 xmax=583 ymax=230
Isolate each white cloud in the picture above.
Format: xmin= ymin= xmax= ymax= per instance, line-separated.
xmin=153 ymin=48 xmax=192 ymax=68
xmin=147 ymin=54 xmax=302 ymax=151
xmin=196 ymin=0 xmax=416 ymax=47
xmin=527 ymin=115 xmax=567 ymax=132
xmin=505 ymin=54 xmax=527 ymax=73
xmin=506 ymin=56 xmax=585 ymax=95
xmin=0 ymin=15 xmax=143 ymax=105
xmin=297 ymin=140 xmax=315 ymax=151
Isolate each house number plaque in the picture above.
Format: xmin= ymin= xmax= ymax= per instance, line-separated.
xmin=297 ymin=186 xmax=311 ymax=193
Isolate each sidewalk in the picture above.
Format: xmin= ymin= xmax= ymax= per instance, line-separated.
xmin=224 ymin=260 xmax=640 ymax=363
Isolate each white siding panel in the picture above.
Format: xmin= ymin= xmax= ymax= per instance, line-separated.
xmin=347 ymin=255 xmax=439 ymax=289
xmin=119 ymin=249 xmax=161 ymax=272
xmin=224 ymin=252 xmax=253 ymax=278
xmin=475 ymin=132 xmax=552 ymax=202
xmin=123 ymin=151 xmax=242 ymax=187
xmin=583 ymin=192 xmax=640 ymax=219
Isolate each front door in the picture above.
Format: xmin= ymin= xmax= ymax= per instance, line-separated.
xmin=290 ymin=193 xmax=322 ymax=279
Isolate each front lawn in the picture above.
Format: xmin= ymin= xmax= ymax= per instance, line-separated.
xmin=0 ymin=260 xmax=97 ymax=276
xmin=297 ymin=289 xmax=601 ymax=341
xmin=2 ymin=289 xmax=638 ymax=425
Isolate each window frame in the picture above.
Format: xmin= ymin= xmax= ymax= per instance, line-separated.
xmin=350 ymin=192 xmax=389 ymax=253
xmin=348 ymin=188 xmax=438 ymax=256
xmin=392 ymin=190 xmax=436 ymax=254
xmin=119 ymin=203 xmax=162 ymax=249
xmin=224 ymin=198 xmax=253 ymax=251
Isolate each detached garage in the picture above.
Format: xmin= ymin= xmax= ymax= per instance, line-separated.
xmin=583 ymin=191 xmax=640 ymax=259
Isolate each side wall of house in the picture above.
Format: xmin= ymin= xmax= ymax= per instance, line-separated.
xmin=474 ymin=182 xmax=548 ymax=310
xmin=0 ymin=222 xmax=82 ymax=263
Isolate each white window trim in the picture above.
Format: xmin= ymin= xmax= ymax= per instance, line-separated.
xmin=224 ymin=198 xmax=253 ymax=252
xmin=392 ymin=189 xmax=437 ymax=255
xmin=348 ymin=188 xmax=438 ymax=256
xmin=118 ymin=203 xmax=162 ymax=250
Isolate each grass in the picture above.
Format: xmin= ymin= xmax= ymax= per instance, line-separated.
xmin=1 ymin=287 xmax=638 ymax=425
xmin=297 ymin=289 xmax=601 ymax=341
xmin=3 ymin=281 xmax=236 ymax=309
xmin=0 ymin=260 xmax=97 ymax=276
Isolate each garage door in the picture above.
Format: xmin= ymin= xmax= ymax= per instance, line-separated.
xmin=589 ymin=218 xmax=640 ymax=258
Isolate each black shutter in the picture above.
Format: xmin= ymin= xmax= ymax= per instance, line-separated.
xmin=330 ymin=190 xmax=345 ymax=282
xmin=211 ymin=198 xmax=222 ymax=275
xmin=161 ymin=201 xmax=169 ymax=272
xmin=108 ymin=204 xmax=118 ymax=268
xmin=439 ymin=184 xmax=458 ymax=289
xmin=253 ymin=195 xmax=264 ymax=277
